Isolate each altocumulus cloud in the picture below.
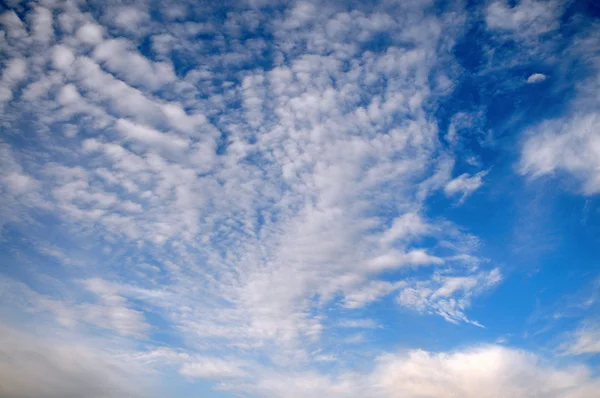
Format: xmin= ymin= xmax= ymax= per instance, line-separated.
xmin=1 ymin=0 xmax=599 ymax=397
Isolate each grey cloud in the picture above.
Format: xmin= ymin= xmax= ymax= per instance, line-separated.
xmin=0 ymin=326 xmax=149 ymax=398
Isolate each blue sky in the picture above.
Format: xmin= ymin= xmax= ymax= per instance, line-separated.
xmin=1 ymin=0 xmax=599 ymax=396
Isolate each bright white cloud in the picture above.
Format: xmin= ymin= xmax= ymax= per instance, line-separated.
xmin=521 ymin=113 xmax=600 ymax=194
xmin=114 ymin=118 xmax=189 ymax=153
xmin=519 ymin=18 xmax=600 ymax=195
xmin=93 ymin=38 xmax=176 ymax=90
xmin=527 ymin=73 xmax=548 ymax=83
xmin=372 ymin=345 xmax=598 ymax=398
xmin=381 ymin=212 xmax=429 ymax=244
xmin=445 ymin=170 xmax=488 ymax=203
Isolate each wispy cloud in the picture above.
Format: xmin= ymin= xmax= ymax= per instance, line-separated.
xmin=561 ymin=322 xmax=600 ymax=356
xmin=444 ymin=170 xmax=489 ymax=204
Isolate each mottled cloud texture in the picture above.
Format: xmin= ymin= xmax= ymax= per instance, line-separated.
xmin=1 ymin=0 xmax=599 ymax=397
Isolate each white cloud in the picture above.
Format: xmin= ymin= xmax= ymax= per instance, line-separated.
xmin=527 ymin=73 xmax=548 ymax=83
xmin=0 ymin=1 xmax=498 ymax=355
xmin=0 ymin=277 xmax=152 ymax=339
xmin=368 ymin=249 xmax=444 ymax=270
xmin=114 ymin=118 xmax=189 ymax=153
xmin=74 ymin=56 xmax=165 ymax=123
xmin=0 ymin=57 xmax=27 ymax=103
xmin=486 ymin=0 xmax=563 ymax=37
xmin=373 ymin=345 xmax=598 ymax=398
xmin=445 ymin=170 xmax=488 ymax=203
xmin=137 ymin=348 xmax=249 ymax=380
xmin=110 ymin=6 xmax=150 ymax=32
xmin=76 ymin=22 xmax=104 ymax=44
xmin=29 ymin=6 xmax=54 ymax=43
xmin=1 ymin=171 xmax=39 ymax=195
xmin=121 ymin=200 xmax=143 ymax=213
xmin=82 ymin=278 xmax=151 ymax=338
xmin=0 ymin=142 xmax=45 ymax=228
xmin=561 ymin=323 xmax=600 ymax=355
xmin=380 ymin=212 xmax=429 ymax=244
xmin=397 ymin=268 xmax=501 ymax=325
xmin=343 ymin=281 xmax=405 ymax=309
xmin=0 ymin=10 xmax=28 ymax=40
xmin=280 ymin=2 xmax=318 ymax=30
xmin=519 ymin=21 xmax=600 ymax=195
xmin=2 ymin=1 xmax=585 ymax=397
xmin=180 ymin=357 xmax=248 ymax=379
xmin=93 ymin=38 xmax=176 ymax=90
xmin=52 ymin=44 xmax=75 ymax=70
xmin=4 ymin=57 xmax=28 ymax=82
xmin=3 ymin=323 xmax=600 ymax=398
xmin=56 ymin=83 xmax=80 ymax=105
xmin=520 ymin=113 xmax=600 ymax=194
xmin=230 ymin=345 xmax=600 ymax=398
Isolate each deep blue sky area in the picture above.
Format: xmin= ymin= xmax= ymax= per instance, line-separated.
xmin=0 ymin=0 xmax=599 ymax=397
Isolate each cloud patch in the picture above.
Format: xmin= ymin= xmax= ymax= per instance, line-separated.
xmin=527 ymin=73 xmax=548 ymax=83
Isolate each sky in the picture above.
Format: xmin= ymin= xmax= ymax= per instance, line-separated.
xmin=0 ymin=0 xmax=599 ymax=397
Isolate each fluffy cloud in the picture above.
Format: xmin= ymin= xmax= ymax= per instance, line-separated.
xmin=372 ymin=345 xmax=599 ymax=398
xmin=0 ymin=57 xmax=27 ymax=103
xmin=52 ymin=44 xmax=76 ymax=70
xmin=0 ymin=0 xmax=597 ymax=397
xmin=527 ymin=73 xmax=548 ymax=83
xmin=230 ymin=345 xmax=600 ymax=398
xmin=76 ymin=22 xmax=104 ymax=44
xmin=93 ymin=38 xmax=176 ymax=90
